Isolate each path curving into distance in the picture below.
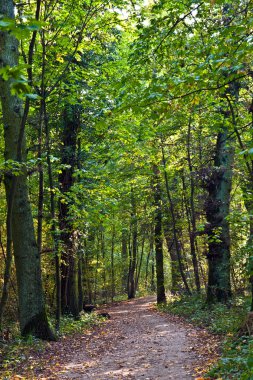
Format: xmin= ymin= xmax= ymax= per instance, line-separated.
xmin=61 ymin=296 xmax=217 ymax=379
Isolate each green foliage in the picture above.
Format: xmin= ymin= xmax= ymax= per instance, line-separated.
xmin=0 ymin=16 xmax=44 ymax=38
xmin=208 ymin=336 xmax=253 ymax=380
xmin=59 ymin=313 xmax=100 ymax=335
xmin=1 ymin=0 xmax=253 ymax=362
xmin=160 ymin=293 xmax=248 ymax=334
xmin=0 ymin=65 xmax=31 ymax=95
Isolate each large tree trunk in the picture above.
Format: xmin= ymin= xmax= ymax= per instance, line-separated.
xmin=204 ymin=5 xmax=239 ymax=304
xmin=0 ymin=0 xmax=55 ymax=339
xmin=205 ymin=74 xmax=238 ymax=303
xmin=59 ymin=104 xmax=80 ymax=318
xmin=205 ymin=129 xmax=234 ymax=303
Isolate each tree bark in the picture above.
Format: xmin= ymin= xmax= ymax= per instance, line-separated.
xmin=161 ymin=143 xmax=191 ymax=294
xmin=205 ymin=130 xmax=234 ymax=303
xmin=0 ymin=0 xmax=55 ymax=340
xmin=185 ymin=121 xmax=201 ymax=291
xmin=121 ymin=227 xmax=128 ymax=293
xmin=59 ymin=104 xmax=80 ymax=318
xmin=153 ymin=165 xmax=166 ymax=304
xmin=100 ymin=225 xmax=107 ymax=301
xmin=145 ymin=232 xmax=151 ymax=289
xmin=164 ymin=233 xmax=181 ymax=293
xmin=135 ymin=233 xmax=145 ymax=291
xmin=0 ymin=212 xmax=13 ymax=328
xmin=128 ymin=190 xmax=138 ymax=299
xmin=111 ymin=225 xmax=116 ymax=301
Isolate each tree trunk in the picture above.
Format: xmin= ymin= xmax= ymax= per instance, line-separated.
xmin=59 ymin=104 xmax=80 ymax=318
xmin=128 ymin=190 xmax=138 ymax=299
xmin=44 ymin=95 xmax=61 ymax=329
xmin=205 ymin=129 xmax=234 ymax=303
xmin=0 ymin=212 xmax=13 ymax=329
xmin=161 ymin=143 xmax=191 ymax=294
xmin=0 ymin=0 xmax=55 ymax=340
xmin=151 ymin=249 xmax=156 ymax=292
xmin=83 ymin=236 xmax=93 ymax=304
xmin=121 ymin=227 xmax=128 ymax=293
xmin=164 ymin=234 xmax=181 ymax=293
xmin=135 ymin=233 xmax=145 ymax=291
xmin=185 ymin=121 xmax=201 ymax=291
xmin=153 ymin=165 xmax=166 ymax=304
xmin=37 ymin=101 xmax=44 ymax=255
xmin=78 ymin=248 xmax=84 ymax=312
xmin=111 ymin=225 xmax=116 ymax=301
xmin=205 ymin=8 xmax=238 ymax=304
xmin=100 ymin=225 xmax=107 ymax=301
xmin=145 ymin=232 xmax=153 ymax=289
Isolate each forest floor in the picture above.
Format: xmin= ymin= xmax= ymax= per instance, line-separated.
xmin=9 ymin=296 xmax=221 ymax=379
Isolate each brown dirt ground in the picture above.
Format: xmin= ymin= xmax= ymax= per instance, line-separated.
xmin=9 ymin=296 xmax=221 ymax=379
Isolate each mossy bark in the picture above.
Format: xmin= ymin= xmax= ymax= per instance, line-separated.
xmin=0 ymin=0 xmax=55 ymax=340
xmin=205 ymin=130 xmax=234 ymax=303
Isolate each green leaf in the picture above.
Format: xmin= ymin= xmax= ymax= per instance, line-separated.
xmin=247 ymin=356 xmax=253 ymax=369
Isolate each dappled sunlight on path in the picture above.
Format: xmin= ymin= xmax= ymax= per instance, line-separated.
xmin=59 ymin=297 xmax=201 ymax=379
xmin=14 ymin=297 xmax=220 ymax=379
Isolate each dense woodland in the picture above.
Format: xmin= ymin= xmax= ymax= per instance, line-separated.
xmin=0 ymin=0 xmax=253 ymax=354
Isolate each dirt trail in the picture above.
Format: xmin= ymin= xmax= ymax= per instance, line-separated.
xmin=12 ymin=296 xmax=220 ymax=379
xmin=57 ymin=296 xmax=218 ymax=379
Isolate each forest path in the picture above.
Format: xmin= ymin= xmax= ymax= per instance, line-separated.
xmin=16 ymin=296 xmax=220 ymax=379
xmin=58 ymin=296 xmax=219 ymax=380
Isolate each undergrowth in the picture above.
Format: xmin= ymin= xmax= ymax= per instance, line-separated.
xmin=160 ymin=293 xmax=253 ymax=379
xmin=208 ymin=336 xmax=253 ymax=380
xmin=0 ymin=312 xmax=101 ymax=379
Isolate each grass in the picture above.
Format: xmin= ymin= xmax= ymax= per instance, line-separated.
xmin=160 ymin=293 xmax=247 ymax=334
xmin=159 ymin=293 xmax=253 ymax=379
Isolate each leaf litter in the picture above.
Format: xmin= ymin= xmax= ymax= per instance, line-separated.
xmin=3 ymin=296 xmax=221 ymax=379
